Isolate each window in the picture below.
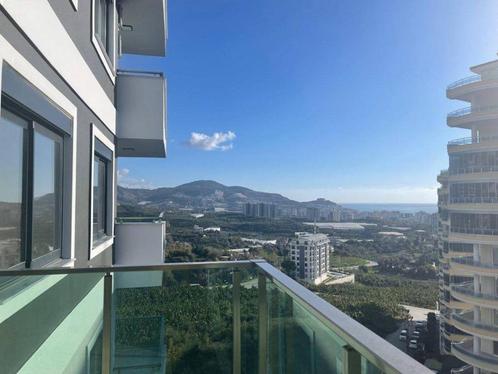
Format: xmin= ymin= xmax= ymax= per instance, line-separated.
xmin=93 ymin=155 xmax=107 ymax=243
xmin=93 ymin=0 xmax=116 ymax=78
xmin=91 ymin=136 xmax=113 ymax=250
xmin=95 ymin=0 xmax=111 ymax=55
xmin=0 ymin=104 xmax=63 ymax=268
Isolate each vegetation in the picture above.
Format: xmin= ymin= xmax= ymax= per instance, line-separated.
xmin=329 ymin=254 xmax=368 ymax=268
xmin=309 ymin=270 xmax=438 ymax=337
xmin=115 ymin=270 xmax=259 ymax=374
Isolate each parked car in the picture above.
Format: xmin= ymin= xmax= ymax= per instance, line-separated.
xmin=412 ymin=331 xmax=421 ymax=339
xmin=399 ymin=329 xmax=408 ymax=341
xmin=408 ymin=339 xmax=419 ymax=350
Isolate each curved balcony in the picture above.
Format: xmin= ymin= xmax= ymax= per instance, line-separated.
xmin=450 ymin=196 xmax=498 ymax=204
xmin=451 ymin=257 xmax=498 ymax=276
xmin=452 ymin=339 xmax=498 ymax=373
xmin=447 ymin=75 xmax=482 ymax=90
xmin=451 ymin=284 xmax=498 ymax=309
xmin=452 ymin=311 xmax=498 ymax=340
xmin=447 ymin=74 xmax=498 ymax=101
xmin=438 ymin=169 xmax=449 ymax=183
xmin=447 ymin=105 xmax=498 ymax=128
xmin=448 ymin=135 xmax=498 ymax=149
xmin=449 ymin=228 xmax=498 ymax=246
xmin=450 ymin=365 xmax=473 ymax=374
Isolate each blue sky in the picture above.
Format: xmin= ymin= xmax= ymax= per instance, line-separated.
xmin=118 ymin=0 xmax=498 ymax=203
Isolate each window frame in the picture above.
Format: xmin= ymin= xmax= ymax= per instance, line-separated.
xmin=1 ymin=96 xmax=65 ymax=268
xmin=91 ymin=0 xmax=117 ymax=83
xmin=89 ymin=125 xmax=114 ymax=259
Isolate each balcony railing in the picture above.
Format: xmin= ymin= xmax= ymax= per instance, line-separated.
xmin=115 ymin=216 xmax=165 ymax=224
xmin=452 ymin=257 xmax=498 ymax=270
xmin=447 ymin=75 xmax=481 ymax=90
xmin=450 ymin=196 xmax=498 ymax=204
xmin=448 ymin=135 xmax=498 ymax=147
xmin=452 ymin=311 xmax=498 ymax=334
xmin=451 ymin=284 xmax=498 ymax=302
xmin=0 ymin=260 xmax=430 ymax=374
xmin=450 ymin=226 xmax=498 ymax=236
xmin=452 ymin=339 xmax=498 ymax=371
xmin=449 ymin=165 xmax=498 ymax=175
xmin=448 ymin=105 xmax=498 ymax=119
xmin=450 ymin=364 xmax=473 ymax=374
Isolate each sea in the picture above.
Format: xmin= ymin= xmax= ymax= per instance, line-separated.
xmin=341 ymin=203 xmax=438 ymax=214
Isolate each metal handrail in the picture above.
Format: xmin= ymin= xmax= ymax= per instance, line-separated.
xmin=447 ymin=75 xmax=481 ymax=89
xmin=452 ymin=284 xmax=498 ymax=302
xmin=452 ymin=312 xmax=498 ymax=333
xmin=117 ymin=69 xmax=164 ymax=78
xmin=448 ymin=104 xmax=498 ymax=118
xmin=452 ymin=257 xmax=498 ymax=269
xmin=115 ymin=216 xmax=165 ymax=223
xmin=450 ymin=365 xmax=473 ymax=374
xmin=449 ymin=165 xmax=498 ymax=175
xmin=0 ymin=260 xmax=256 ymax=276
xmin=453 ymin=339 xmax=498 ymax=366
xmin=450 ymin=196 xmax=498 ymax=204
xmin=448 ymin=135 xmax=498 ymax=146
xmin=450 ymin=226 xmax=498 ymax=236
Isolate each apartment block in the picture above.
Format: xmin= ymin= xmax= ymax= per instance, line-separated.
xmin=243 ymin=202 xmax=277 ymax=219
xmin=439 ymin=57 xmax=498 ymax=374
xmin=288 ymin=232 xmax=331 ymax=285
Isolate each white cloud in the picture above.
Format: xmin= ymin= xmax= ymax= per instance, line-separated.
xmin=187 ymin=131 xmax=236 ymax=151
xmin=117 ymin=168 xmax=155 ymax=189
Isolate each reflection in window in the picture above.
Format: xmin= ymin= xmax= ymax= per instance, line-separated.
xmin=32 ymin=127 xmax=63 ymax=261
xmin=0 ymin=109 xmax=27 ymax=268
xmin=93 ymin=155 xmax=108 ymax=243
xmin=95 ymin=0 xmax=112 ymax=56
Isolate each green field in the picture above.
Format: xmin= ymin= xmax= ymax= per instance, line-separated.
xmin=329 ymin=254 xmax=368 ymax=268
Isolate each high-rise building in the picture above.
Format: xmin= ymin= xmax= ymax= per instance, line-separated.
xmin=439 ymin=57 xmax=498 ymax=373
xmin=243 ymin=202 xmax=276 ymax=219
xmin=287 ymin=232 xmax=331 ymax=285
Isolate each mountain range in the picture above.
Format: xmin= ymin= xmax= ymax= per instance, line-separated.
xmin=117 ymin=180 xmax=343 ymax=212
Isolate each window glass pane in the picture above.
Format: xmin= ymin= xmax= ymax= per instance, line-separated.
xmin=95 ymin=0 xmax=112 ymax=55
xmin=32 ymin=126 xmax=62 ymax=261
xmin=93 ymin=155 xmax=107 ymax=243
xmin=0 ymin=109 xmax=27 ymax=268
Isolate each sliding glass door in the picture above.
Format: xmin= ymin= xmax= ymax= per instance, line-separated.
xmin=0 ymin=104 xmax=63 ymax=268
xmin=32 ymin=124 xmax=63 ymax=263
xmin=0 ymin=109 xmax=28 ymax=268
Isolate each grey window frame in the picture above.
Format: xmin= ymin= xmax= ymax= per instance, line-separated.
xmin=1 ymin=96 xmax=65 ymax=268
xmin=90 ymin=135 xmax=113 ymax=253
xmin=92 ymin=0 xmax=116 ymax=76
xmin=1 ymin=65 xmax=72 ymax=268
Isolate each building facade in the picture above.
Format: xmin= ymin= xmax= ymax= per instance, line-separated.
xmin=288 ymin=232 xmax=331 ymax=285
xmin=439 ymin=57 xmax=498 ymax=373
xmin=0 ymin=1 xmax=167 ymax=372
xmin=243 ymin=202 xmax=276 ymax=219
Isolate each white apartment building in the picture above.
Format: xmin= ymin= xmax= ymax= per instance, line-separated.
xmin=440 ymin=56 xmax=498 ymax=374
xmin=288 ymin=232 xmax=331 ymax=285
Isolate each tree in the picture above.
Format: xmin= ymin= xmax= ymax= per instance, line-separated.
xmin=424 ymin=312 xmax=438 ymax=353
xmin=281 ymin=260 xmax=296 ymax=278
